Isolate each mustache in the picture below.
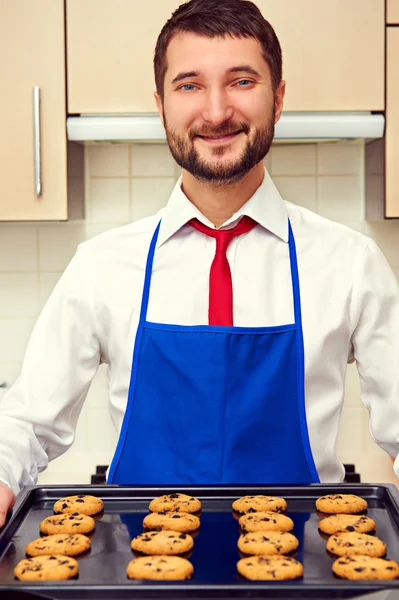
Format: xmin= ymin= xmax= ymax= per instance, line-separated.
xmin=190 ymin=122 xmax=250 ymax=139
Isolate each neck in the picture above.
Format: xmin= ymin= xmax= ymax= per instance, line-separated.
xmin=180 ymin=163 xmax=264 ymax=228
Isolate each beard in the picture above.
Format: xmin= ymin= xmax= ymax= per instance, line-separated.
xmin=163 ymin=107 xmax=275 ymax=186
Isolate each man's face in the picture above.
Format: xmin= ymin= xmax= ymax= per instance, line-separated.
xmin=155 ymin=32 xmax=285 ymax=185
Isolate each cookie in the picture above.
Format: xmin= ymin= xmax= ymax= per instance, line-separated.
xmin=14 ymin=555 xmax=78 ymax=581
xmin=149 ymin=493 xmax=201 ymax=514
xmin=143 ymin=512 xmax=200 ymax=533
xmin=238 ymin=531 xmax=299 ymax=555
xmin=232 ymin=495 xmax=287 ymax=514
xmin=237 ymin=555 xmax=303 ymax=580
xmin=131 ymin=530 xmax=194 ymax=555
xmin=40 ymin=513 xmax=95 ymax=535
xmin=326 ymin=532 xmax=386 ymax=557
xmin=26 ymin=533 xmax=91 ymax=557
xmin=127 ymin=555 xmax=193 ymax=580
xmin=239 ymin=511 xmax=294 ymax=533
xmin=53 ymin=494 xmax=104 ymax=516
xmin=318 ymin=514 xmax=376 ymax=535
xmin=332 ymin=555 xmax=399 ymax=580
xmin=315 ymin=494 xmax=367 ymax=514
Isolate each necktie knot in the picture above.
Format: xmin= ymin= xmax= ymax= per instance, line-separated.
xmin=189 ymin=215 xmax=257 ymax=325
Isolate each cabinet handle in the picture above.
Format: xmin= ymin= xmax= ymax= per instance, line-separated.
xmin=33 ymin=86 xmax=42 ymax=196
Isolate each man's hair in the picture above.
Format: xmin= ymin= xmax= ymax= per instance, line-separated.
xmin=154 ymin=0 xmax=282 ymax=102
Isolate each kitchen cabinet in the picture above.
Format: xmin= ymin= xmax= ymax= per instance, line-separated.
xmin=67 ymin=0 xmax=384 ymax=114
xmin=385 ymin=28 xmax=399 ymax=217
xmin=387 ymin=0 xmax=399 ymax=23
xmin=0 ymin=0 xmax=82 ymax=221
xmin=366 ymin=27 xmax=399 ymax=219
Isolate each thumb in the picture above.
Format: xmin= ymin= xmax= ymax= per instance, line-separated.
xmin=0 ymin=483 xmax=16 ymax=528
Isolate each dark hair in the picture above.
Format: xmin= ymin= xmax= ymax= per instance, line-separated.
xmin=154 ymin=0 xmax=282 ymax=102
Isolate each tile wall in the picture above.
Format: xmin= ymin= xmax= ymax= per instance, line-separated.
xmin=0 ymin=140 xmax=398 ymax=486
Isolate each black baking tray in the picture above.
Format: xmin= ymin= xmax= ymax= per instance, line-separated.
xmin=1 ymin=484 xmax=399 ymax=599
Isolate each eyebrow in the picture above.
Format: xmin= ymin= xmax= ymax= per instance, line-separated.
xmin=170 ymin=65 xmax=261 ymax=85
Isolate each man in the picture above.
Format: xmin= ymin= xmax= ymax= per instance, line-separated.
xmin=1 ymin=0 xmax=399 ymax=527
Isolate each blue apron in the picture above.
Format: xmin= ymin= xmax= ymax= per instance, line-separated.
xmin=108 ymin=219 xmax=319 ymax=485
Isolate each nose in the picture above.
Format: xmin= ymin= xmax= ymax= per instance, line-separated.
xmin=201 ymin=88 xmax=234 ymax=127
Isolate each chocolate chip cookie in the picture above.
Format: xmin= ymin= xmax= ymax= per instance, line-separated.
xmin=327 ymin=532 xmax=386 ymax=557
xmin=318 ymin=514 xmax=376 ymax=535
xmin=40 ymin=513 xmax=95 ymax=535
xmin=53 ymin=494 xmax=104 ymax=516
xmin=232 ymin=495 xmax=287 ymax=514
xmin=26 ymin=533 xmax=91 ymax=557
xmin=127 ymin=555 xmax=194 ymax=580
xmin=332 ymin=555 xmax=399 ymax=580
xmin=238 ymin=531 xmax=299 ymax=555
xmin=143 ymin=512 xmax=200 ymax=533
xmin=131 ymin=530 xmax=194 ymax=555
xmin=316 ymin=494 xmax=367 ymax=514
xmin=149 ymin=493 xmax=201 ymax=513
xmin=237 ymin=555 xmax=303 ymax=580
xmin=14 ymin=555 xmax=78 ymax=581
xmin=239 ymin=511 xmax=294 ymax=533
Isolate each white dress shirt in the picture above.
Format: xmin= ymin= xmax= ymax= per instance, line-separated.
xmin=1 ymin=168 xmax=399 ymax=493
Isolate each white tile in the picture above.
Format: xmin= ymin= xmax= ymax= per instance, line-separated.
xmin=0 ymin=362 xmax=22 ymax=403
xmin=318 ymin=141 xmax=363 ymax=175
xmin=39 ymin=272 xmax=62 ymax=311
xmin=90 ymin=178 xmax=130 ymax=224
xmin=364 ymin=221 xmax=399 ymax=269
xmin=270 ymin=145 xmax=316 ymax=176
xmin=344 ymin=363 xmax=362 ymax=406
xmin=86 ymin=408 xmax=119 ymax=456
xmin=317 ymin=176 xmax=363 ymax=223
xmin=0 ymin=274 xmax=38 ymax=317
xmin=37 ymin=451 xmax=95 ymax=484
xmin=131 ymin=143 xmax=176 ymax=177
xmin=85 ymin=223 xmax=124 ymax=241
xmin=38 ymin=225 xmax=86 ymax=271
xmin=86 ymin=363 xmax=109 ymax=409
xmin=271 ymin=176 xmax=317 ymax=212
xmin=0 ymin=227 xmax=37 ymax=271
xmin=131 ymin=178 xmax=174 ymax=221
xmin=88 ymin=144 xmax=129 ymax=177
xmin=0 ymin=318 xmax=35 ymax=362
xmin=335 ymin=405 xmax=367 ymax=462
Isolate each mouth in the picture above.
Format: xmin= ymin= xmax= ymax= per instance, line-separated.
xmin=196 ymin=130 xmax=244 ymax=144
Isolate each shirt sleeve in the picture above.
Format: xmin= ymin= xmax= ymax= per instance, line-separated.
xmin=351 ymin=239 xmax=399 ymax=477
xmin=0 ymin=244 xmax=101 ymax=494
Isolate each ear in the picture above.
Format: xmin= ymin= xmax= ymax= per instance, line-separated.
xmin=154 ymin=91 xmax=165 ymax=127
xmin=274 ymin=80 xmax=286 ymax=124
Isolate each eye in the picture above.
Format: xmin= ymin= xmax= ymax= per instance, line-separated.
xmin=178 ymin=83 xmax=197 ymax=91
xmin=235 ymin=79 xmax=253 ymax=87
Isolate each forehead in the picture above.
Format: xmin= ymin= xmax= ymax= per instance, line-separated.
xmin=165 ymin=32 xmax=270 ymax=82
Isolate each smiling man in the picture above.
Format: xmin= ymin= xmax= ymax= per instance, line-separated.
xmin=0 ymin=0 xmax=399 ymax=526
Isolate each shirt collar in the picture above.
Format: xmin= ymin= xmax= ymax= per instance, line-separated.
xmin=156 ymin=167 xmax=289 ymax=247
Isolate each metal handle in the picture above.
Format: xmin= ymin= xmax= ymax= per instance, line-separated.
xmin=33 ymin=86 xmax=41 ymax=196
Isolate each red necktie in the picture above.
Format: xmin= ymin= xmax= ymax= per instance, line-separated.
xmin=190 ymin=216 xmax=257 ymax=326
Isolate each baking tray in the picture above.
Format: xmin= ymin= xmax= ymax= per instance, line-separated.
xmin=1 ymin=484 xmax=399 ymax=599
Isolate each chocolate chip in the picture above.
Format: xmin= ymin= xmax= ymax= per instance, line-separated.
xmin=72 ymin=512 xmax=79 ymax=516
xmin=68 ymin=566 xmax=75 ymax=570
xmin=49 ymin=556 xmax=57 ymax=560
xmin=78 ymin=495 xmax=85 ymax=498
xmin=156 ymin=568 xmax=162 ymax=572
xmin=386 ymin=567 xmax=394 ymax=571
xmin=248 ymin=508 xmax=256 ymax=513
xmin=171 ymin=515 xmax=180 ymax=519
xmin=76 ymin=499 xmax=84 ymax=503
xmin=62 ymin=503 xmax=68 ymax=509
xmin=60 ymin=560 xmax=69 ymax=565
xmin=169 ymin=494 xmax=179 ymax=499
xmin=179 ymin=534 xmax=187 ymax=539
xmin=158 ymin=512 xmax=167 ymax=515
xmin=346 ymin=526 xmax=355 ymax=532
xmin=355 ymin=568 xmax=364 ymax=572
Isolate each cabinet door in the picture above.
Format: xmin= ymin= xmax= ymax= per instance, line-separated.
xmin=386 ymin=28 xmax=399 ymax=217
xmin=387 ymin=0 xmax=399 ymax=23
xmin=0 ymin=0 xmax=67 ymax=220
xmin=67 ymin=0 xmax=384 ymax=114
xmin=257 ymin=0 xmax=384 ymax=111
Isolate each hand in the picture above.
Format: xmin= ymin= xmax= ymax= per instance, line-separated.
xmin=0 ymin=483 xmax=16 ymax=528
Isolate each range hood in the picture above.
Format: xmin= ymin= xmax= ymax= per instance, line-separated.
xmin=67 ymin=112 xmax=384 ymax=142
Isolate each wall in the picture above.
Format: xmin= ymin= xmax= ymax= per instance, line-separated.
xmin=0 ymin=140 xmax=398 ymax=486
